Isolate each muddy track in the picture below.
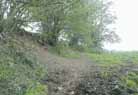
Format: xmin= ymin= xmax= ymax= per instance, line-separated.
xmin=36 ymin=47 xmax=138 ymax=95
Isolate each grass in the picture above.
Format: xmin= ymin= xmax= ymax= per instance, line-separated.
xmin=121 ymin=71 xmax=138 ymax=93
xmin=50 ymin=46 xmax=138 ymax=65
xmin=0 ymin=36 xmax=47 ymax=95
xmin=60 ymin=49 xmax=81 ymax=58
xmin=49 ymin=46 xmax=81 ymax=59
xmin=86 ymin=51 xmax=138 ymax=65
xmin=57 ymin=48 xmax=138 ymax=65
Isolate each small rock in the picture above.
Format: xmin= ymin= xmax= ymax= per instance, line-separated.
xmin=70 ymin=91 xmax=75 ymax=95
xmin=58 ymin=86 xmax=63 ymax=91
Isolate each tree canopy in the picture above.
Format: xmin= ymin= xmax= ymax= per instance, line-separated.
xmin=0 ymin=0 xmax=119 ymax=52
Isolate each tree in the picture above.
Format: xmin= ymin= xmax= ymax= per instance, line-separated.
xmin=27 ymin=0 xmax=80 ymax=46
xmin=0 ymin=0 xmax=27 ymax=32
xmin=63 ymin=0 xmax=118 ymax=51
xmin=0 ymin=0 xmax=119 ymax=52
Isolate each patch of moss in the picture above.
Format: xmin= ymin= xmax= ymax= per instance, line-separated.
xmin=126 ymin=79 xmax=137 ymax=88
xmin=25 ymin=83 xmax=48 ymax=95
xmin=122 ymin=71 xmax=138 ymax=91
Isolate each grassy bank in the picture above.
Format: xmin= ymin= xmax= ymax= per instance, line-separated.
xmin=0 ymin=36 xmax=47 ymax=95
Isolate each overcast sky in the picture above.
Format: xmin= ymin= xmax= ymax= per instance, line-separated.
xmin=104 ymin=0 xmax=138 ymax=51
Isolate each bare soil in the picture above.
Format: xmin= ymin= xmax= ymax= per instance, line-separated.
xmin=36 ymin=47 xmax=138 ymax=95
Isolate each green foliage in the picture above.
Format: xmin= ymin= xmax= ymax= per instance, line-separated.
xmin=86 ymin=53 xmax=122 ymax=65
xmin=58 ymin=49 xmax=81 ymax=58
xmin=0 ymin=0 xmax=118 ymax=52
xmin=126 ymin=79 xmax=137 ymax=88
xmin=0 ymin=0 xmax=30 ymax=33
xmin=25 ymin=83 xmax=47 ymax=95
xmin=86 ymin=52 xmax=138 ymax=65
xmin=121 ymin=71 xmax=138 ymax=93
xmin=0 ymin=37 xmax=47 ymax=95
xmin=49 ymin=42 xmax=81 ymax=58
xmin=28 ymin=0 xmax=118 ymax=52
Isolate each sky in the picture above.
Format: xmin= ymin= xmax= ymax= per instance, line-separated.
xmin=104 ymin=0 xmax=138 ymax=51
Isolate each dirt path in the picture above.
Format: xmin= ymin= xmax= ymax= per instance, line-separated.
xmin=36 ymin=47 xmax=138 ymax=95
xmin=36 ymin=48 xmax=100 ymax=95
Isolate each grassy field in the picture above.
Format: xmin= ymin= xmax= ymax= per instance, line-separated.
xmin=86 ymin=51 xmax=138 ymax=65
xmin=57 ymin=49 xmax=138 ymax=65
